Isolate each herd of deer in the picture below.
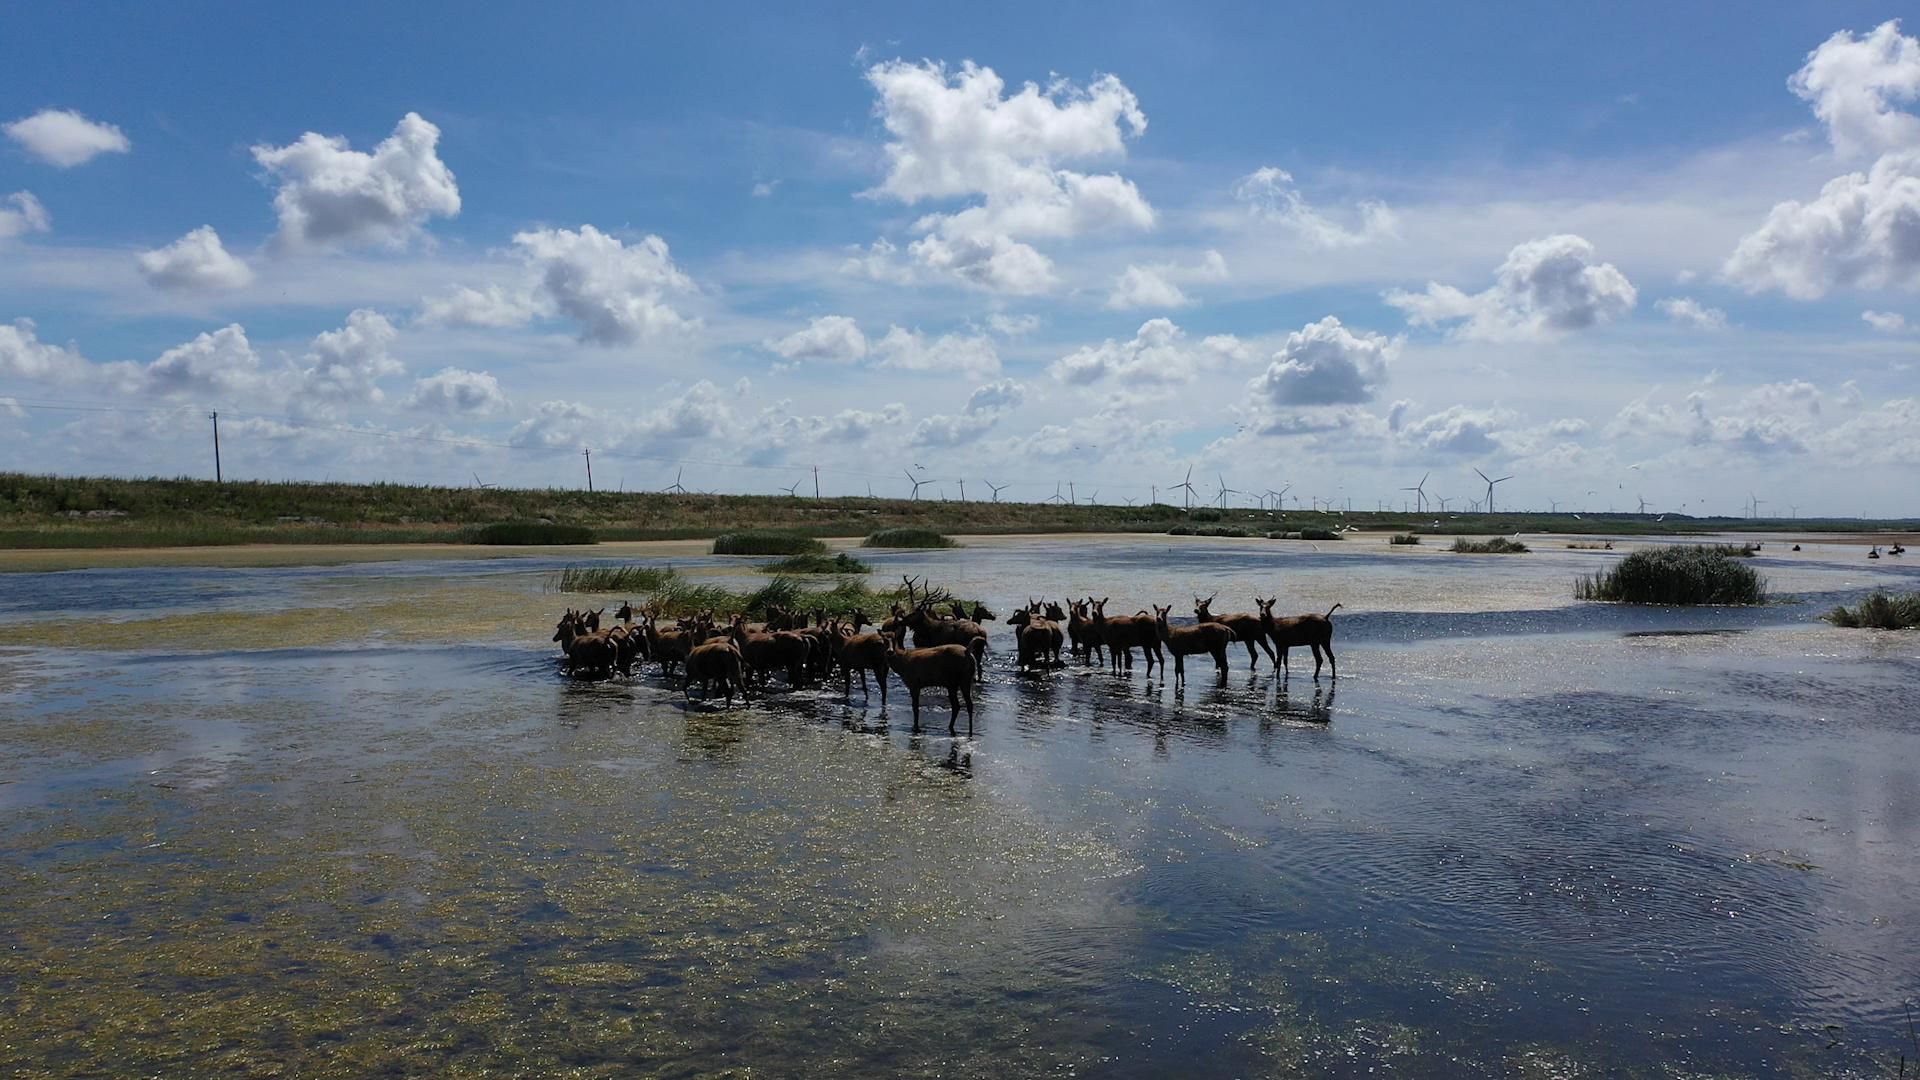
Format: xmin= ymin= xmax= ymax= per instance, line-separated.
xmin=550 ymin=577 xmax=1340 ymax=732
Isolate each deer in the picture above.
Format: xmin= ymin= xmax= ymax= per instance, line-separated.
xmin=949 ymin=600 xmax=997 ymax=622
xmin=552 ymin=612 xmax=618 ymax=678
xmin=1256 ymin=598 xmax=1340 ymax=679
xmin=729 ymin=616 xmax=811 ymax=689
xmin=898 ymin=576 xmax=988 ymax=680
xmin=1153 ymin=604 xmax=1232 ymax=685
xmin=831 ymin=617 xmax=892 ymax=705
xmin=683 ymin=639 xmax=748 ymax=706
xmin=1066 ymin=598 xmax=1103 ymax=666
xmin=1194 ymin=594 xmax=1277 ymax=669
xmin=606 ymin=620 xmax=649 ymax=676
xmin=1090 ymin=598 xmax=1163 ymax=676
xmin=1004 ymin=601 xmax=1064 ymax=673
xmin=883 ymin=640 xmax=976 ymax=733
xmin=641 ymin=609 xmax=694 ymax=678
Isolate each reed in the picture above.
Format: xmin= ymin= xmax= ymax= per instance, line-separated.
xmin=550 ymin=565 xmax=677 ymax=592
xmin=469 ymin=522 xmax=597 ymax=545
xmin=1575 ymin=545 xmax=1768 ymax=605
xmin=1824 ymin=591 xmax=1920 ymax=629
xmin=1389 ymin=533 xmax=1421 ymax=545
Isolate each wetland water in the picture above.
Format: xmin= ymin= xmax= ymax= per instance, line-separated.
xmin=3 ymin=536 xmax=1918 ymax=1076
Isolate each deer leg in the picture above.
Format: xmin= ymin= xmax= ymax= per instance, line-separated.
xmin=1323 ymin=641 xmax=1336 ymax=678
xmin=947 ymin=684 xmax=961 ymax=733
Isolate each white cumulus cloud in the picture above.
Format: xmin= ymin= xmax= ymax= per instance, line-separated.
xmin=1655 ymin=297 xmax=1729 ymax=330
xmin=1105 ymin=250 xmax=1227 ymax=310
xmin=252 ymin=112 xmax=460 ymax=251
xmin=417 ymin=284 xmax=538 ymax=329
xmin=1862 ymin=309 xmax=1910 ymax=331
xmin=912 ymin=377 xmax=1026 ymax=447
xmin=1722 ymin=148 xmax=1920 ymax=297
xmin=0 ymin=318 xmax=88 ymax=382
xmin=1051 ymin=318 xmax=1243 ymax=386
xmin=4 ymin=109 xmax=130 ymax=167
xmin=1250 ymin=316 xmax=1401 ymax=406
xmin=298 ymin=310 xmax=402 ymax=407
xmin=863 ymin=59 xmax=1153 ymax=293
xmin=870 ymin=325 xmax=1000 ymax=377
xmin=1386 ymin=234 xmax=1637 ymax=340
xmin=1789 ymin=20 xmax=1920 ymax=159
xmin=408 ymin=367 xmax=508 ymax=416
xmin=0 ymin=191 xmax=50 ymax=240
xmin=510 ymin=225 xmax=697 ymax=346
xmin=1232 ymin=167 xmax=1398 ymax=247
xmin=767 ymin=315 xmax=868 ymax=365
xmin=137 ymin=226 xmax=254 ymax=291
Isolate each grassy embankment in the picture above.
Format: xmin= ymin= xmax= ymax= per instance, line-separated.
xmin=2 ymin=472 xmax=1912 ymax=549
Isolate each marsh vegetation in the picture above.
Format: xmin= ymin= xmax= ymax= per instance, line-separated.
xmin=1575 ymin=545 xmax=1769 ymax=605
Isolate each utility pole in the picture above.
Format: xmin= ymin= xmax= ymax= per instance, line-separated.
xmin=210 ymin=410 xmax=223 ymax=483
xmin=583 ymin=448 xmax=594 ymax=492
xmin=812 ymin=465 xmax=820 ymax=499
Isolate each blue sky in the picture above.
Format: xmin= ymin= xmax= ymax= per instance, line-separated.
xmin=2 ymin=4 xmax=1917 ymax=515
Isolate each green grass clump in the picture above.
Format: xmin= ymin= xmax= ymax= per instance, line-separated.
xmin=1451 ymin=537 xmax=1529 ymax=554
xmin=1389 ymin=533 xmax=1421 ymax=545
xmin=613 ymin=567 xmax=973 ymax=621
xmin=1574 ymin=545 xmax=1768 ymax=605
xmin=1824 ymin=591 xmax=1920 ymax=629
xmin=758 ymin=552 xmax=872 ymax=574
xmin=711 ymin=530 xmax=826 ymax=556
xmin=861 ymin=527 xmax=956 ymax=548
xmin=550 ymin=565 xmax=676 ymax=592
xmin=1171 ymin=525 xmax=1250 ymax=537
xmin=1186 ymin=507 xmax=1224 ymax=523
xmin=1297 ymin=526 xmax=1342 ymax=541
xmin=469 ymin=522 xmax=596 ymax=545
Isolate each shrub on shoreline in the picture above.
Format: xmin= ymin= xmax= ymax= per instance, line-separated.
xmin=469 ymin=522 xmax=596 ymax=545
xmin=1574 ymin=545 xmax=1768 ymax=605
xmin=1389 ymin=533 xmax=1421 ymax=545
xmin=711 ymin=530 xmax=825 ymax=556
xmin=1451 ymin=537 xmax=1528 ymax=554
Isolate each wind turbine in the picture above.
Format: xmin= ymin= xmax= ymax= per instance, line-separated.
xmin=1437 ymin=495 xmax=1453 ymax=512
xmin=1084 ymin=489 xmax=1099 ymax=505
xmin=1173 ymin=465 xmax=1198 ymax=509
xmin=1045 ymin=482 xmax=1068 ymax=505
xmin=1401 ymin=471 xmax=1430 ymax=513
xmin=1636 ymin=494 xmax=1649 ymax=514
xmin=663 ymin=467 xmax=689 ymax=495
xmin=904 ymin=470 xmax=929 ymax=500
xmin=1216 ymin=473 xmax=1240 ymax=509
xmin=1474 ymin=467 xmax=1512 ymax=514
xmin=472 ymin=472 xmax=496 ymax=490
xmin=1748 ymin=493 xmax=1766 ymax=518
xmin=986 ymin=480 xmax=1009 ymax=502
xmin=781 ymin=480 xmax=802 ymax=497
xmin=957 ymin=478 xmax=966 ymax=502
xmin=1548 ymin=497 xmax=1561 ymax=513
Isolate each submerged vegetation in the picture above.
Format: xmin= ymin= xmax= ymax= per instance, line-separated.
xmin=1824 ymin=591 xmax=1920 ymax=629
xmin=861 ymin=527 xmax=957 ymax=548
xmin=1575 ymin=545 xmax=1769 ymax=605
xmin=758 ymin=552 xmax=872 ymax=574
xmin=1451 ymin=537 xmax=1529 ymax=554
xmin=711 ymin=530 xmax=826 ymax=556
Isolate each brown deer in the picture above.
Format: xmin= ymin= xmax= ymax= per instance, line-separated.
xmin=729 ymin=616 xmax=811 ymax=688
xmin=898 ymin=577 xmax=988 ymax=680
xmin=1153 ymin=604 xmax=1231 ymax=685
xmin=1194 ymin=594 xmax=1277 ymax=669
xmin=832 ymin=618 xmax=892 ymax=705
xmin=641 ymin=609 xmax=694 ymax=678
xmin=1090 ymin=598 xmax=1163 ymax=676
xmin=1004 ymin=602 xmax=1064 ymax=673
xmin=1066 ymin=598 xmax=1103 ymax=665
xmin=883 ymin=641 xmax=976 ymax=733
xmin=552 ymin=612 xmax=618 ymax=678
xmin=1256 ymin=598 xmax=1341 ymax=679
xmin=683 ymin=639 xmax=748 ymax=706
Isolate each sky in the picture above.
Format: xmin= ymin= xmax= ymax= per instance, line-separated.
xmin=2 ymin=3 xmax=1918 ymax=516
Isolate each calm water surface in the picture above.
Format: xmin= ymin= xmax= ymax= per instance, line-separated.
xmin=2 ymin=538 xmax=1918 ymax=1076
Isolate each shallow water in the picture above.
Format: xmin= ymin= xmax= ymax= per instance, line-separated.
xmin=3 ymin=538 xmax=1918 ymax=1076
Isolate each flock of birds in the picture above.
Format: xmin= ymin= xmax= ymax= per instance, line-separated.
xmin=549 ymin=577 xmax=1341 ymax=732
